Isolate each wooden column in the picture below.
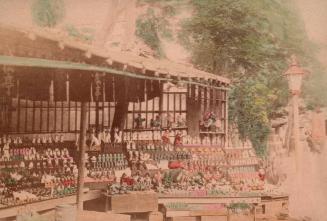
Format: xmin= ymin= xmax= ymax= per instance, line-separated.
xmin=111 ymin=77 xmax=129 ymax=141
xmin=224 ymin=88 xmax=229 ymax=148
xmin=95 ymin=100 xmax=99 ymax=133
xmin=66 ymin=74 xmax=70 ymax=102
xmin=76 ymin=102 xmax=88 ymax=211
xmin=186 ymin=85 xmax=201 ymax=136
xmin=49 ymin=80 xmax=54 ymax=102
xmin=158 ymin=82 xmax=164 ymax=120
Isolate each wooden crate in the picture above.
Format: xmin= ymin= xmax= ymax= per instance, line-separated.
xmin=105 ymin=192 xmax=158 ymax=213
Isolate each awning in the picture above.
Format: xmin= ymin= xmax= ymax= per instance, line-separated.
xmin=0 ymin=24 xmax=230 ymax=102
xmin=0 ymin=24 xmax=230 ymax=86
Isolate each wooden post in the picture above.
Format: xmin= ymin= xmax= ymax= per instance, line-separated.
xmin=224 ymin=89 xmax=228 ymax=148
xmin=159 ymin=83 xmax=164 ymax=123
xmin=95 ymin=100 xmax=99 ymax=134
xmin=66 ymin=74 xmax=70 ymax=102
xmin=187 ymin=85 xmax=201 ymax=136
xmin=49 ymin=80 xmax=54 ymax=102
xmin=76 ymin=102 xmax=88 ymax=211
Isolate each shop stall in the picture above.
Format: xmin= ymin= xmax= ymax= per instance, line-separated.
xmin=0 ymin=24 xmax=285 ymax=221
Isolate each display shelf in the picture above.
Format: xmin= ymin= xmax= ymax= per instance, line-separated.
xmin=124 ymin=127 xmax=188 ymax=132
xmin=227 ymin=163 xmax=259 ymax=168
xmin=181 ymin=144 xmax=224 ymax=148
xmin=0 ymin=190 xmax=102 ymax=219
xmin=0 ymin=140 xmax=78 ymax=209
xmin=199 ymin=131 xmax=225 ymax=135
xmin=158 ymin=194 xmax=262 ymax=204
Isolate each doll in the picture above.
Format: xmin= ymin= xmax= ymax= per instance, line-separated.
xmin=114 ymin=129 xmax=123 ymax=143
xmin=151 ymin=115 xmax=161 ymax=128
xmin=60 ymin=135 xmax=64 ymax=143
xmin=42 ymin=136 xmax=47 ymax=144
xmin=176 ymin=114 xmax=185 ymax=128
xmin=102 ymin=129 xmax=111 ymax=144
xmin=162 ymin=130 xmax=170 ymax=145
xmin=174 ymin=132 xmax=183 ymax=146
xmin=54 ymin=134 xmax=60 ymax=143
xmin=3 ymin=143 xmax=10 ymax=161
xmin=134 ymin=114 xmax=145 ymax=129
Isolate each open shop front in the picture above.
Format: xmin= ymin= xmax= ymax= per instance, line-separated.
xmin=0 ymin=25 xmax=285 ymax=221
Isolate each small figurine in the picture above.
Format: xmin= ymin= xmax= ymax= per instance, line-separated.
xmin=2 ymin=136 xmax=7 ymax=144
xmin=202 ymin=111 xmax=217 ymax=132
xmin=176 ymin=114 xmax=185 ymax=128
xmin=90 ymin=156 xmax=97 ymax=168
xmin=150 ymin=115 xmax=161 ymax=128
xmin=102 ymin=129 xmax=111 ymax=144
xmin=42 ymin=136 xmax=47 ymax=144
xmin=174 ymin=132 xmax=183 ymax=146
xmin=126 ymin=141 xmax=131 ymax=150
xmin=3 ymin=143 xmax=10 ymax=161
xmin=28 ymin=162 xmax=34 ymax=169
xmin=258 ymin=167 xmax=265 ymax=181
xmin=60 ymin=134 xmax=64 ymax=143
xmin=114 ymin=128 xmax=122 ymax=143
xmin=134 ymin=114 xmax=145 ymax=129
xmin=162 ymin=130 xmax=170 ymax=144
xmin=55 ymin=134 xmax=60 ymax=143
xmin=86 ymin=128 xmax=101 ymax=149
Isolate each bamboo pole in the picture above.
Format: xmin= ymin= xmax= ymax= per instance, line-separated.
xmin=76 ymin=102 xmax=88 ymax=211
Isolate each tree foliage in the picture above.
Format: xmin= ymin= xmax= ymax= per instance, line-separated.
xmin=303 ymin=60 xmax=327 ymax=109
xmin=135 ymin=2 xmax=175 ymax=57
xmin=65 ymin=24 xmax=95 ymax=43
xmin=135 ymin=0 xmax=325 ymax=155
xmin=178 ymin=0 xmax=319 ymax=155
xmin=31 ymin=0 xmax=65 ymax=28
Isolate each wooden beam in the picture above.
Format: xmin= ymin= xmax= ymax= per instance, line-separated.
xmin=0 ymin=55 xmax=229 ymax=90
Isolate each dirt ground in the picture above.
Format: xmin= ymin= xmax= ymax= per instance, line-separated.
xmin=275 ymin=140 xmax=327 ymax=221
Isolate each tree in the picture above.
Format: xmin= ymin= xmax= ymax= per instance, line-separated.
xmin=303 ymin=61 xmax=327 ymax=109
xmin=178 ymin=0 xmax=318 ymax=155
xmin=135 ymin=1 xmax=175 ymax=58
xmin=31 ymin=0 xmax=65 ymax=28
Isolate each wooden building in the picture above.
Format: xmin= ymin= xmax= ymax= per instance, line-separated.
xmin=0 ymin=24 xmax=230 ymax=147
